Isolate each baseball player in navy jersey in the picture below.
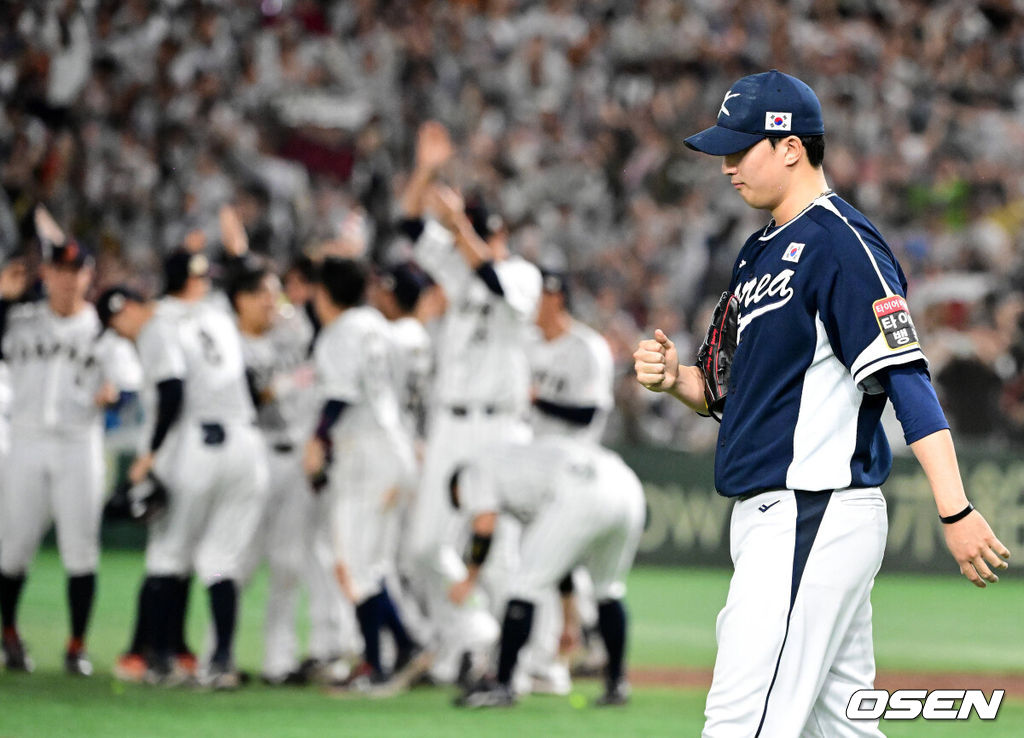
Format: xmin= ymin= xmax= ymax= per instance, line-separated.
xmin=304 ymin=257 xmax=428 ymax=690
xmin=448 ymin=437 xmax=645 ymax=708
xmin=228 ymin=263 xmax=354 ymax=685
xmin=398 ymin=122 xmax=542 ymax=681
xmin=98 ymin=248 xmax=269 ymax=689
xmin=0 ymin=238 xmax=120 ymax=676
xmin=634 ymin=70 xmax=1011 ymax=737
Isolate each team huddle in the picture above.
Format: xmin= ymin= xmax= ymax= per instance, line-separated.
xmin=0 ymin=123 xmax=642 ymax=708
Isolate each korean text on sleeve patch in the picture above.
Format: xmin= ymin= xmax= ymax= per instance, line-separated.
xmin=872 ymin=296 xmax=919 ymax=350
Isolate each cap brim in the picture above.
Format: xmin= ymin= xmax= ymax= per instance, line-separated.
xmin=684 ymin=125 xmax=765 ymax=156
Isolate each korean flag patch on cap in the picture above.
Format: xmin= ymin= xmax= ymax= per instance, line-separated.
xmin=765 ymin=112 xmax=792 ymax=131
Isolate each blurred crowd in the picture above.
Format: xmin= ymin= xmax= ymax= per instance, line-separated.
xmin=2 ymin=0 xmax=1024 ymax=450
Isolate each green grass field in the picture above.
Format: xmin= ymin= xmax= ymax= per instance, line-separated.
xmin=1 ymin=550 xmax=1022 ymax=737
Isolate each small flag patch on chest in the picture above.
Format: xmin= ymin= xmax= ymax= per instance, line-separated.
xmin=781 ymin=242 xmax=805 ymax=263
xmin=872 ymin=296 xmax=919 ymax=350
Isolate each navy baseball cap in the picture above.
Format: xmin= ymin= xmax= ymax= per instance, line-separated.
xmin=163 ymin=249 xmax=210 ymax=294
xmin=684 ymin=70 xmax=824 ymax=156
xmin=96 ymin=285 xmax=145 ymax=328
xmin=47 ymin=239 xmax=94 ymax=269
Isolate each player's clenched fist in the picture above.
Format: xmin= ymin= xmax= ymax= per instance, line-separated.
xmin=633 ymin=329 xmax=679 ymax=392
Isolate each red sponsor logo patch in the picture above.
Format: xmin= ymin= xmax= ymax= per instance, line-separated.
xmin=872 ymin=296 xmax=919 ymax=350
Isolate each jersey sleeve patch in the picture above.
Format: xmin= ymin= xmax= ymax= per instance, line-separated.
xmin=872 ymin=296 xmax=919 ymax=350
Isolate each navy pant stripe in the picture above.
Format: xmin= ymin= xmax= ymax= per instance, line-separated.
xmin=754 ymin=491 xmax=832 ymax=737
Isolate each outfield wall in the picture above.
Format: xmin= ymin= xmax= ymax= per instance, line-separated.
xmin=620 ymin=446 xmax=1024 ymax=576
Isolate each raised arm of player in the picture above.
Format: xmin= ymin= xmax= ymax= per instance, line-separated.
xmin=633 ymin=329 xmax=708 ymax=414
xmin=428 ymin=184 xmax=490 ymax=270
xmin=400 ymin=121 xmax=454 ymax=220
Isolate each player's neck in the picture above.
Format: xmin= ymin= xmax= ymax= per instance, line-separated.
xmin=48 ymin=297 xmax=86 ymax=318
xmin=540 ymin=312 xmax=571 ymax=342
xmin=771 ymin=170 xmax=830 ymax=227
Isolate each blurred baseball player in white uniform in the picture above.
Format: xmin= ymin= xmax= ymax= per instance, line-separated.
xmin=449 ymin=437 xmax=645 ymax=708
xmin=304 ymin=257 xmax=427 ymax=689
xmin=98 ymin=248 xmax=269 ymax=689
xmin=225 ymin=262 xmax=350 ymax=684
xmin=519 ymin=269 xmax=616 ymax=693
xmin=399 ymin=122 xmax=542 ymax=681
xmin=0 ymin=238 xmax=119 ymax=676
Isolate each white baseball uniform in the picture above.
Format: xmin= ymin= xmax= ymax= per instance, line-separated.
xmin=0 ymin=302 xmax=115 ymax=577
xmin=314 ymin=304 xmax=416 ymax=604
xmin=389 ymin=315 xmax=433 ymax=443
xmin=458 ymin=437 xmax=645 ymax=604
xmin=409 ymin=220 xmax=541 ymax=581
xmin=240 ymin=303 xmax=354 ymax=677
xmin=143 ymin=297 xmax=269 ymax=586
xmin=523 ymin=318 xmax=615 ymax=688
xmin=408 ymin=219 xmax=541 ymax=676
xmin=527 ymin=320 xmax=614 ymax=443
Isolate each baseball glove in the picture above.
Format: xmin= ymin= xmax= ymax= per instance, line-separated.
xmin=696 ymin=290 xmax=740 ymax=422
xmin=106 ymin=473 xmax=169 ymax=524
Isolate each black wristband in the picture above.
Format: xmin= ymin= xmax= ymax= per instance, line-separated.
xmin=940 ymin=502 xmax=974 ymax=524
xmin=469 ymin=532 xmax=493 ymax=566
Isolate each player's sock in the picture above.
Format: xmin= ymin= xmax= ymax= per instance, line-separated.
xmin=496 ymin=599 xmax=535 ymax=686
xmin=148 ymin=576 xmax=178 ymax=665
xmin=171 ymin=575 xmax=192 ymax=654
xmin=354 ymin=595 xmax=385 ymax=676
xmin=208 ymin=579 xmax=237 ymax=665
xmin=128 ymin=575 xmax=158 ymax=655
xmin=378 ymin=586 xmax=416 ymax=653
xmin=597 ymin=599 xmax=627 ymax=686
xmin=0 ymin=572 xmax=26 ymax=634
xmin=67 ymin=573 xmax=96 ymax=648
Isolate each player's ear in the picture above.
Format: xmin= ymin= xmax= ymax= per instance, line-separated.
xmin=781 ymin=136 xmax=804 ymax=167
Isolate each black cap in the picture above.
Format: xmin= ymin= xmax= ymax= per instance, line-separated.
xmin=163 ymin=249 xmax=210 ymax=294
xmin=540 ymin=268 xmax=571 ymax=307
xmin=380 ymin=261 xmax=432 ymax=313
xmin=320 ymin=257 xmax=367 ymax=308
xmin=464 ymin=194 xmax=504 ymax=240
xmin=47 ymin=239 xmax=94 ymax=269
xmin=96 ymin=286 xmax=145 ymax=328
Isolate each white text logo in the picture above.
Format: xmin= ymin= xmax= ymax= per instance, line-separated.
xmin=735 ymin=270 xmax=795 ymax=337
xmin=847 ymin=689 xmax=1004 ymax=721
xmin=720 ymin=91 xmax=741 ymax=117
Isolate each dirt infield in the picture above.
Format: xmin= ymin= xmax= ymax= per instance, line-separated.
xmin=630 ymin=666 xmax=1024 ymax=699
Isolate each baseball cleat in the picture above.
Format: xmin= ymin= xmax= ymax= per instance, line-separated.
xmin=144 ymin=656 xmax=192 ymax=688
xmin=175 ymin=651 xmax=198 ymax=678
xmin=453 ymin=678 xmax=517 ymax=708
xmin=385 ymin=645 xmax=433 ymax=693
xmin=199 ymin=660 xmax=242 ymax=691
xmin=261 ymin=669 xmax=309 ymax=687
xmin=594 ymin=679 xmax=631 ymax=707
xmin=2 ymin=633 xmax=34 ymax=673
xmin=114 ymin=653 xmax=148 ymax=683
xmin=64 ymin=650 xmax=94 ymax=677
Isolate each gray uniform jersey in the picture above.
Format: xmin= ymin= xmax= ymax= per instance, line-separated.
xmin=389 ymin=315 xmax=432 ymax=441
xmin=459 ymin=437 xmax=622 ymax=525
xmin=2 ymin=302 xmax=112 ymax=435
xmin=414 ymin=219 xmax=541 ymax=410
xmin=241 ymin=305 xmax=317 ymax=447
xmin=314 ymin=305 xmax=412 ymax=461
xmin=172 ymin=297 xmax=255 ymax=425
xmin=527 ymin=320 xmax=614 ymax=443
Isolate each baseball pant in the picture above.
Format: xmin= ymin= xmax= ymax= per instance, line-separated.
xmin=508 ymin=459 xmax=645 ymax=603
xmin=1 ymin=428 xmax=104 ymax=576
xmin=703 ymin=488 xmax=887 ymax=738
xmin=148 ymin=421 xmax=269 ymax=585
xmin=240 ymin=444 xmax=351 ymax=678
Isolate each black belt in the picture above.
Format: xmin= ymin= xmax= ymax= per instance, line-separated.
xmin=449 ymin=404 xmax=502 ymax=417
xmin=272 ymin=442 xmax=295 ymax=454
xmin=737 ymin=488 xmax=830 ymax=501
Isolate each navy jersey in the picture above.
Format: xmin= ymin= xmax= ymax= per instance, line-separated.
xmin=715 ymin=193 xmax=926 ymax=497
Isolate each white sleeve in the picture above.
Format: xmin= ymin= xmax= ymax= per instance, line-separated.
xmin=413 ymin=219 xmax=471 ymax=298
xmin=493 ymin=258 xmax=541 ymax=322
xmin=571 ymin=334 xmax=615 ymax=408
xmin=314 ymin=327 xmax=361 ymax=404
xmin=137 ymin=318 xmax=186 ymax=384
xmin=458 ymin=462 xmax=501 ymax=516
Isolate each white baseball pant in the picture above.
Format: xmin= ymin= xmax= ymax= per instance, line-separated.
xmin=703 ymin=488 xmax=887 ymax=738
xmin=1 ymin=428 xmax=104 ymax=576
xmin=148 ymin=421 xmax=269 ymax=585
